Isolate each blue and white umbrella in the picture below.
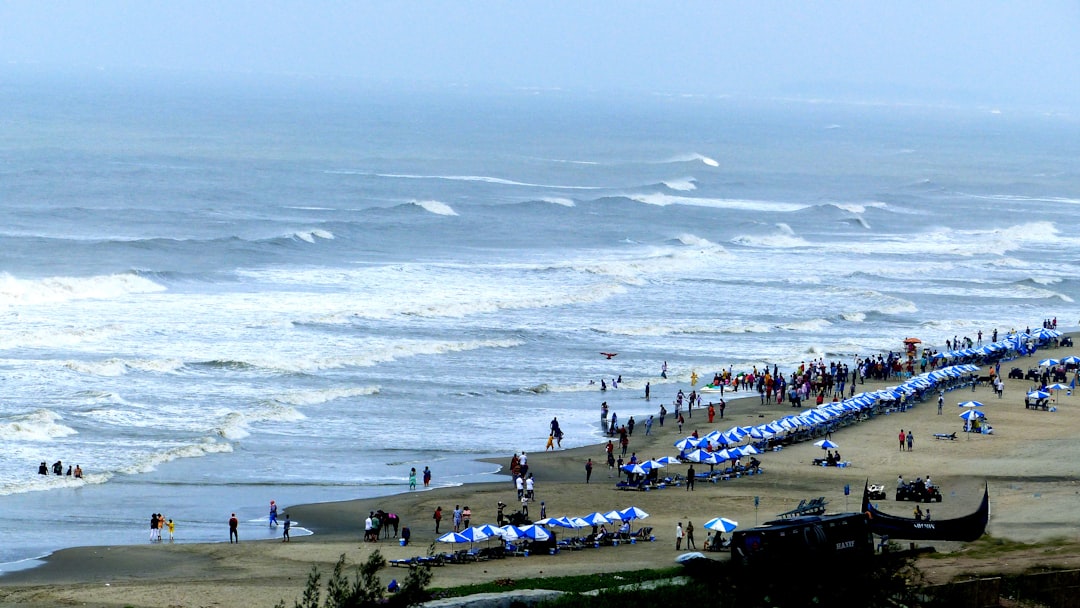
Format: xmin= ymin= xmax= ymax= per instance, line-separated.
xmin=703 ymin=517 xmax=738 ymax=533
xmin=1047 ymin=383 xmax=1070 ymax=391
xmin=1061 ymin=356 xmax=1080 ymax=365
xmin=813 ymin=439 xmax=839 ymax=449
xmin=514 ymin=524 xmax=552 ymax=540
xmin=580 ymin=512 xmax=612 ymax=526
xmin=437 ymin=531 xmax=475 ymax=544
xmin=959 ymin=409 xmax=985 ymax=421
xmin=619 ymin=506 xmax=650 ymax=521
xmin=957 ymin=401 xmax=985 ymax=408
xmin=1027 ymin=390 xmax=1051 ymax=399
xmin=473 ymin=524 xmax=506 ymax=538
xmin=1039 ymin=358 xmax=1060 ymax=367
xmin=621 ymin=463 xmax=651 ymax=476
xmin=652 ymin=456 xmax=680 ymax=465
xmin=674 ymin=437 xmax=705 ymax=451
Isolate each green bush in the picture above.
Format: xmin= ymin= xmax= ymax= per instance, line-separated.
xmin=275 ymin=549 xmax=433 ymax=608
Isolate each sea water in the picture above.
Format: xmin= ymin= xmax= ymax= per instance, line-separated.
xmin=1 ymin=70 xmax=1078 ymax=569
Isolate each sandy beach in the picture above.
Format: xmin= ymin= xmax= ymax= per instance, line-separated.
xmin=2 ymin=337 xmax=1079 ymax=608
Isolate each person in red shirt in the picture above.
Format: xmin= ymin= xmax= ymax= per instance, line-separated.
xmin=229 ymin=513 xmax=239 ymax=543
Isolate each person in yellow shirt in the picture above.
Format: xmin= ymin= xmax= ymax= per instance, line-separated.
xmin=167 ymin=518 xmax=175 ymax=541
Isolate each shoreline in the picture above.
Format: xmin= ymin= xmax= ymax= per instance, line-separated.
xmin=2 ymin=329 xmax=1078 ymax=607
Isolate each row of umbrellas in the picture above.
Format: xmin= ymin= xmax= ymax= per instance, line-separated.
xmin=1039 ymin=356 xmax=1080 ymax=367
xmin=932 ymin=328 xmax=1063 ymax=361
xmin=436 ymin=506 xmax=739 ymax=545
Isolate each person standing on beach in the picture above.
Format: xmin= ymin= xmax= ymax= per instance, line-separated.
xmin=719 ymin=399 xmax=725 ymax=419
xmin=269 ymin=500 xmax=278 ymax=528
xmin=899 ymin=429 xmax=906 ymax=451
xmin=645 ymin=415 xmax=653 ymax=436
xmin=708 ymin=404 xmax=715 ymax=423
xmin=423 ymin=466 xmax=431 ymax=487
xmin=409 ymin=467 xmax=417 ymax=490
xmin=938 ymin=393 xmax=944 ymax=414
xmin=675 ymin=522 xmax=683 ymax=550
xmin=585 ymin=458 xmax=593 ymax=483
xmin=607 ymin=451 xmax=615 ymax=477
xmin=283 ymin=514 xmax=290 ymax=542
xmin=433 ymin=506 xmax=442 ymax=533
xmin=907 ymin=430 xmax=914 ymax=451
xmin=645 ymin=382 xmax=650 ymax=400
xmin=452 ymin=505 xmax=463 ymax=532
xmin=150 ymin=513 xmax=158 ymax=542
xmin=229 ymin=513 xmax=239 ymax=543
xmin=685 ymin=521 xmax=696 ymax=550
xmin=167 ymin=518 xmax=175 ymax=541
xmin=686 ymin=464 xmax=695 ymax=491
xmin=659 ymin=405 xmax=666 ymax=426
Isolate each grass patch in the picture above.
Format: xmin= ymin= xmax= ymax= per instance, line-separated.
xmin=429 ymin=567 xmax=683 ymax=598
xmin=930 ymin=535 xmax=1078 ymax=560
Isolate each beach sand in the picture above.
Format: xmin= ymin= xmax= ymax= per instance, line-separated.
xmin=2 ymin=340 xmax=1079 ymax=607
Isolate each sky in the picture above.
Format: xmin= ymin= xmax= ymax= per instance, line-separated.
xmin=1 ymin=1 xmax=1078 ymax=108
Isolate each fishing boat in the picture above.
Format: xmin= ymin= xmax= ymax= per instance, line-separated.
xmin=861 ymin=482 xmax=988 ymax=542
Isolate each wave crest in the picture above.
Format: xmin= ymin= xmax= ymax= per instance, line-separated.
xmin=413 ymin=200 xmax=458 ymax=216
xmin=0 ymin=409 xmax=78 ymax=441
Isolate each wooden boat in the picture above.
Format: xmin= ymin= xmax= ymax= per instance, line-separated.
xmin=861 ymin=482 xmax=988 ymax=542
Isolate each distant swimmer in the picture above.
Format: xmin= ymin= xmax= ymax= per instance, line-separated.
xmin=601 ymin=352 xmax=618 ymax=359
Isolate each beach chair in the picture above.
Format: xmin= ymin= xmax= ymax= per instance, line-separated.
xmin=389 ymin=557 xmax=418 ymax=568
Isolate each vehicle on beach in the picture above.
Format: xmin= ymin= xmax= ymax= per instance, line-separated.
xmin=866 ymin=483 xmax=888 ymax=500
xmin=895 ymin=481 xmax=943 ymax=503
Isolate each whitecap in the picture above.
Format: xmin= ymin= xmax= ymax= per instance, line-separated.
xmin=629 ymin=193 xmax=808 ymax=213
xmin=414 ymin=200 xmax=458 ymax=216
xmin=662 ymin=178 xmax=697 ymax=191
xmin=0 ymin=272 xmax=166 ymax=307
xmin=0 ymin=409 xmax=78 ymax=441
xmin=541 ymin=197 xmax=575 ymax=207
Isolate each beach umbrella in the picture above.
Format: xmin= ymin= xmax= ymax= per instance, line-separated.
xmin=437 ymin=531 xmax=473 ymax=544
xmin=603 ymin=510 xmax=625 ymax=522
xmin=1039 ymin=358 xmax=1060 ymax=367
xmin=619 ymin=506 xmax=650 ymax=521
xmin=515 ymin=524 xmax=551 ymax=540
xmin=621 ymin=463 xmax=651 ymax=476
xmin=957 ymin=401 xmax=985 ymax=408
xmin=1061 ymin=356 xmax=1080 ymax=365
xmin=814 ymin=439 xmax=839 ymax=449
xmin=674 ymin=437 xmax=704 ymax=451
xmin=643 ymin=459 xmax=667 ymax=469
xmin=458 ymin=527 xmax=490 ymax=542
xmin=565 ymin=517 xmax=591 ymax=529
xmin=580 ymin=512 xmax=611 ymax=526
xmin=537 ymin=516 xmax=570 ymax=527
xmin=738 ymin=444 xmax=761 ymax=455
xmin=959 ymin=410 xmax=985 ymax=421
xmin=1027 ymin=390 xmax=1051 ymax=399
xmin=1047 ymin=383 xmax=1070 ymax=391
xmin=652 ymin=456 xmax=680 ymax=465
xmin=473 ymin=524 xmax=506 ymax=538
xmin=682 ymin=449 xmax=717 ymax=464
xmin=499 ymin=525 xmax=525 ymax=540
xmin=703 ymin=517 xmax=738 ymax=533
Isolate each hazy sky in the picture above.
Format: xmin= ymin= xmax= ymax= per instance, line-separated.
xmin=2 ymin=1 xmax=1077 ymax=107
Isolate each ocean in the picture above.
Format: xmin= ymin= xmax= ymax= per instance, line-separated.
xmin=1 ymin=70 xmax=1078 ymax=570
